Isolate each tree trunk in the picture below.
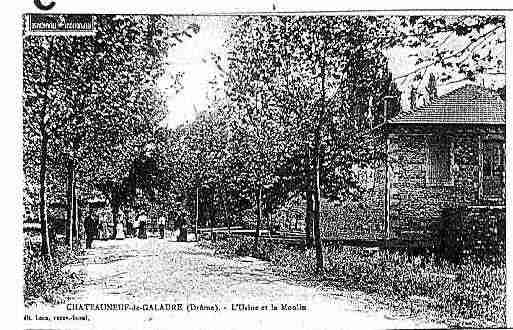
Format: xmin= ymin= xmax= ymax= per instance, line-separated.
xmin=305 ymin=190 xmax=314 ymax=247
xmin=312 ymin=32 xmax=326 ymax=275
xmin=312 ymin=153 xmax=324 ymax=275
xmin=39 ymin=36 xmax=55 ymax=259
xmin=39 ymin=129 xmax=51 ymax=259
xmin=267 ymin=213 xmax=272 ymax=238
xmin=208 ymin=192 xmax=214 ymax=241
xmin=72 ymin=182 xmax=79 ymax=246
xmin=65 ymin=160 xmax=74 ymax=248
xmin=72 ymin=178 xmax=77 ymax=238
xmin=253 ymin=185 xmax=262 ymax=256
xmin=211 ymin=193 xmax=216 ymax=242
xmin=304 ymin=142 xmax=315 ymax=247
xmin=76 ymin=202 xmax=82 ymax=246
xmin=222 ymin=191 xmax=230 ymax=235
xmin=195 ymin=186 xmax=199 ymax=241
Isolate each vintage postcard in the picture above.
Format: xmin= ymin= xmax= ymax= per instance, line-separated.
xmin=18 ymin=2 xmax=510 ymax=329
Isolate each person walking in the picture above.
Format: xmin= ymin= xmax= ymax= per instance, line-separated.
xmin=126 ymin=211 xmax=134 ymax=237
xmin=133 ymin=214 xmax=140 ymax=238
xmin=99 ymin=211 xmax=109 ymax=240
xmin=158 ymin=215 xmax=166 ymax=239
xmin=84 ymin=209 xmax=97 ymax=249
xmin=138 ymin=213 xmax=147 ymax=239
xmin=176 ymin=212 xmax=188 ymax=242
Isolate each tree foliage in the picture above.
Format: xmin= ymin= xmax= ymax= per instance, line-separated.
xmin=23 ymin=15 xmax=200 ymax=252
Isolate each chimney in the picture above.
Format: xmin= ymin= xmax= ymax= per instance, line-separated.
xmin=383 ymin=95 xmax=396 ymax=123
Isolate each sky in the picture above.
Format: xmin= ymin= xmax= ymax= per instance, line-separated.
xmin=160 ymin=17 xmax=505 ymax=128
xmin=160 ymin=16 xmax=231 ymax=128
xmin=386 ymin=22 xmax=505 ymax=108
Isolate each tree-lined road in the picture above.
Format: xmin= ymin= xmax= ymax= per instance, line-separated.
xmin=25 ymin=239 xmax=444 ymax=330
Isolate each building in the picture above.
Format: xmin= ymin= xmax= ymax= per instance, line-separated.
xmin=321 ymin=84 xmax=505 ymax=244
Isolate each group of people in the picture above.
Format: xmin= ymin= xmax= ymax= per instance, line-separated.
xmin=83 ymin=209 xmax=121 ymax=249
xmin=127 ymin=213 xmax=149 ymax=239
xmin=83 ymin=208 xmax=175 ymax=249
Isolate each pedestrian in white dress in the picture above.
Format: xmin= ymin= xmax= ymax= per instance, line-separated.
xmin=115 ymin=212 xmax=125 ymax=240
xmin=99 ymin=212 xmax=109 ymax=240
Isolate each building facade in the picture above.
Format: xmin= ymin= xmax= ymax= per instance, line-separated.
xmin=321 ymin=84 xmax=505 ymax=242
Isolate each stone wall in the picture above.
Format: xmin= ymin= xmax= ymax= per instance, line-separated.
xmin=388 ymin=125 xmax=505 ymax=240
xmin=440 ymin=206 xmax=505 ymax=261
xmin=462 ymin=206 xmax=506 ymax=258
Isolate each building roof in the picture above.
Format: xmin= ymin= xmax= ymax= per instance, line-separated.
xmin=388 ymin=84 xmax=505 ymax=125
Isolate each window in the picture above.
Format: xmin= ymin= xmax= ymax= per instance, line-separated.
xmin=481 ymin=140 xmax=505 ymax=199
xmin=426 ymin=136 xmax=453 ymax=185
xmin=483 ymin=141 xmax=504 ymax=178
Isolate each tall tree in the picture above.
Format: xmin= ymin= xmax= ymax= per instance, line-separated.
xmin=23 ymin=15 xmax=200 ymax=252
xmin=226 ymin=16 xmax=401 ymax=273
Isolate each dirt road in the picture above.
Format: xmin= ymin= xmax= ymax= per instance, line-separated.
xmin=24 ymin=237 xmax=444 ymax=330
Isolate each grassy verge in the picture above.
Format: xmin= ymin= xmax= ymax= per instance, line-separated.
xmin=24 ymin=239 xmax=85 ymax=305
xmin=200 ymin=236 xmax=278 ymax=261
xmin=206 ymin=236 xmax=506 ymax=328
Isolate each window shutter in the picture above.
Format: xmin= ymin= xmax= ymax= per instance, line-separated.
xmin=426 ymin=136 xmax=452 ymax=185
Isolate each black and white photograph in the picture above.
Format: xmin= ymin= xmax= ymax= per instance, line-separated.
xmin=20 ymin=7 xmax=508 ymax=330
